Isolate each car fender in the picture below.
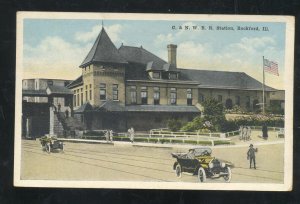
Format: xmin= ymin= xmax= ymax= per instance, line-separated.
xmin=193 ymin=163 xmax=203 ymax=175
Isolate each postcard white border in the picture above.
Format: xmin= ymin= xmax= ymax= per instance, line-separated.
xmin=14 ymin=12 xmax=295 ymax=191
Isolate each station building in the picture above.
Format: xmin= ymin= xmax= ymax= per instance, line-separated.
xmin=66 ymin=27 xmax=277 ymax=131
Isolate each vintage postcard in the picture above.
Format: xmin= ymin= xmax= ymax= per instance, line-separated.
xmin=14 ymin=12 xmax=294 ymax=191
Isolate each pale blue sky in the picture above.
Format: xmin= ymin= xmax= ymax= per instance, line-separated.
xmin=23 ymin=19 xmax=286 ymax=89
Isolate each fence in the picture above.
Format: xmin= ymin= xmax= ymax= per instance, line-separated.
xmin=248 ymin=126 xmax=283 ymax=131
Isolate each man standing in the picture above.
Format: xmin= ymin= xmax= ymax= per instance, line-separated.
xmin=242 ymin=126 xmax=248 ymax=141
xmin=109 ymin=130 xmax=114 ymax=142
xmin=239 ymin=126 xmax=243 ymax=140
xmin=247 ymin=144 xmax=257 ymax=169
xmin=247 ymin=126 xmax=252 ymax=141
xmin=130 ymin=127 xmax=135 ymax=143
xmin=262 ymin=124 xmax=268 ymax=140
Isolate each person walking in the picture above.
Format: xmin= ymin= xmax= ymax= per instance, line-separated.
xmin=242 ymin=126 xmax=248 ymax=142
xmin=239 ymin=126 xmax=243 ymax=140
xmin=128 ymin=128 xmax=132 ymax=142
xmin=109 ymin=130 xmax=114 ymax=142
xmin=130 ymin=127 xmax=135 ymax=143
xmin=105 ymin=130 xmax=109 ymax=142
xmin=247 ymin=144 xmax=257 ymax=169
xmin=262 ymin=124 xmax=268 ymax=140
xmin=247 ymin=126 xmax=252 ymax=141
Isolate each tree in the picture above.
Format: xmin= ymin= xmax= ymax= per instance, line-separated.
xmin=202 ymin=97 xmax=224 ymax=117
xmin=181 ymin=98 xmax=227 ymax=132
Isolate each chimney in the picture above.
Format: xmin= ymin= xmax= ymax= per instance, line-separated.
xmin=167 ymin=44 xmax=177 ymax=67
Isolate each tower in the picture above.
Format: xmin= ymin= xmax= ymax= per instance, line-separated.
xmin=79 ymin=27 xmax=128 ymax=106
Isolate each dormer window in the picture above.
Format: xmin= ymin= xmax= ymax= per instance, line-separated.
xmin=152 ymin=72 xmax=161 ymax=79
xmin=169 ymin=72 xmax=178 ymax=80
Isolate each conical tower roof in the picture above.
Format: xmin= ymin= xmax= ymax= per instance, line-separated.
xmin=79 ymin=27 xmax=127 ymax=68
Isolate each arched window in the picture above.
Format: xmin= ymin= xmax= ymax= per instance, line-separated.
xmin=225 ymin=99 xmax=233 ymax=109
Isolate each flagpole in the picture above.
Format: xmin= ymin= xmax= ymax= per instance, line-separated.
xmin=262 ymin=56 xmax=265 ymax=114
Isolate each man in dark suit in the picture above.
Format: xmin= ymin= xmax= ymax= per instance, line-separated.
xmin=247 ymin=144 xmax=257 ymax=169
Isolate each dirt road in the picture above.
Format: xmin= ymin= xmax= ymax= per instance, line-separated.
xmin=21 ymin=140 xmax=284 ymax=183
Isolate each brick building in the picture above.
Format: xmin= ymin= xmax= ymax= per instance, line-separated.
xmin=67 ymin=27 xmax=277 ymax=131
xmin=22 ymin=78 xmax=74 ymax=138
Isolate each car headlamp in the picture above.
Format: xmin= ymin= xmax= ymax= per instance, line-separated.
xmin=221 ymin=162 xmax=226 ymax=168
xmin=209 ymin=162 xmax=214 ymax=168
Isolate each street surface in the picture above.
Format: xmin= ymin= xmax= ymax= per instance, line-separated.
xmin=21 ymin=136 xmax=284 ymax=183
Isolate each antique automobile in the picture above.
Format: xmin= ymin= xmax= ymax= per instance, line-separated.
xmin=39 ymin=136 xmax=64 ymax=153
xmin=171 ymin=147 xmax=233 ymax=182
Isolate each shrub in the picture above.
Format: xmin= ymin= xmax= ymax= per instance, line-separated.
xmin=214 ymin=140 xmax=231 ymax=145
xmin=134 ymin=138 xmax=149 ymax=142
xmin=227 ymin=114 xmax=284 ymax=129
xmin=149 ymin=138 xmax=159 ymax=143
xmin=113 ymin=136 xmax=130 ymax=141
xmin=167 ymin=118 xmax=182 ymax=132
xmin=83 ymin=131 xmax=105 ymax=136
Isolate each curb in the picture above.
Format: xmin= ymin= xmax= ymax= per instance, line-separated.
xmin=51 ymin=138 xmax=284 ymax=150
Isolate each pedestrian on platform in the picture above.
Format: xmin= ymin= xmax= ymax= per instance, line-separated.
xmin=105 ymin=130 xmax=109 ymax=142
xmin=247 ymin=126 xmax=252 ymax=140
xmin=242 ymin=126 xmax=248 ymax=141
xmin=109 ymin=130 xmax=114 ymax=142
xmin=239 ymin=126 xmax=243 ymax=140
xmin=247 ymin=144 xmax=258 ymax=169
xmin=130 ymin=127 xmax=135 ymax=143
xmin=262 ymin=124 xmax=268 ymax=140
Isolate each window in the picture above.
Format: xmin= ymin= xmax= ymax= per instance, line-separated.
xmin=141 ymin=86 xmax=147 ymax=104
xmin=47 ymin=80 xmax=53 ymax=86
xmin=235 ymin=96 xmax=240 ymax=106
xmin=246 ymin=96 xmax=250 ymax=108
xmin=77 ymin=89 xmax=79 ymax=106
xmin=85 ymin=85 xmax=88 ymax=101
xmin=81 ymin=88 xmax=83 ymax=105
xmin=169 ymin=73 xmax=177 ymax=80
xmin=218 ymin=95 xmax=222 ymax=102
xmin=130 ymin=86 xmax=137 ymax=104
xmin=170 ymin=88 xmax=177 ymax=105
xmin=152 ymin=72 xmax=161 ymax=79
xmin=89 ymin=84 xmax=92 ymax=100
xmin=113 ymin=84 xmax=118 ymax=100
xmin=73 ymin=91 xmax=76 ymax=106
xmin=199 ymin=93 xmax=204 ymax=102
xmin=187 ymin=89 xmax=192 ymax=105
xmin=100 ymin=83 xmax=106 ymax=100
xmin=153 ymin=87 xmax=160 ymax=105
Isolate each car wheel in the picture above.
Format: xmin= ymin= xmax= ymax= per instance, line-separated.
xmin=223 ymin=166 xmax=232 ymax=182
xmin=198 ymin=167 xmax=206 ymax=183
xmin=175 ymin=164 xmax=182 ymax=178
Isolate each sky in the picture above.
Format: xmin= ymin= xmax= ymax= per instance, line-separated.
xmin=23 ymin=19 xmax=286 ymax=89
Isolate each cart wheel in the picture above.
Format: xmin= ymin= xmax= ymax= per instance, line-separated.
xmin=46 ymin=143 xmax=51 ymax=153
xmin=223 ymin=166 xmax=232 ymax=182
xmin=60 ymin=143 xmax=64 ymax=153
xmin=175 ymin=164 xmax=182 ymax=178
xmin=198 ymin=167 xmax=206 ymax=183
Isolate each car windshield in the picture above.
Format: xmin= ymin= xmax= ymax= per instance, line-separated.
xmin=190 ymin=148 xmax=212 ymax=156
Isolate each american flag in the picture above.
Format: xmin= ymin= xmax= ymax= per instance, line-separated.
xmin=263 ymin=58 xmax=279 ymax=76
